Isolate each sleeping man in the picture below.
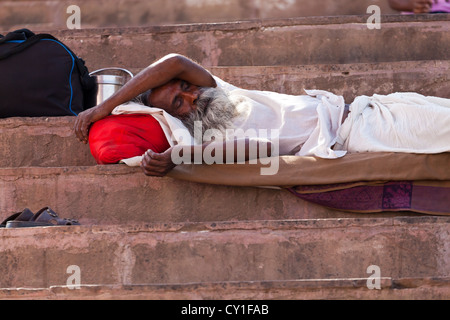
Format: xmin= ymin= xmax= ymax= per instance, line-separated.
xmin=74 ymin=54 xmax=450 ymax=177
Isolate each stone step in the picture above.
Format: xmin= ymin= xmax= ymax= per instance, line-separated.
xmin=1 ymin=165 xmax=419 ymax=226
xmin=2 ymin=277 xmax=448 ymax=300
xmin=36 ymin=15 xmax=450 ymax=68
xmin=1 ymin=61 xmax=448 ymax=168
xmin=0 ymin=0 xmax=397 ymax=31
xmin=0 ymin=217 xmax=448 ymax=293
xmin=208 ymin=61 xmax=450 ymax=101
xmin=0 ymin=117 xmax=96 ymax=168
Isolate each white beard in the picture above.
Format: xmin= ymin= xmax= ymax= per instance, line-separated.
xmin=181 ymin=87 xmax=240 ymax=141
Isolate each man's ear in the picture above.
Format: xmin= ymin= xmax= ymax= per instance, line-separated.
xmin=132 ymin=89 xmax=152 ymax=106
xmin=142 ymin=89 xmax=152 ymax=106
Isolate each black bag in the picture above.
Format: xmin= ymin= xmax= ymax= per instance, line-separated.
xmin=0 ymin=29 xmax=97 ymax=117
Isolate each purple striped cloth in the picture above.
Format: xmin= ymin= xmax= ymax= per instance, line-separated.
xmin=288 ymin=181 xmax=450 ymax=215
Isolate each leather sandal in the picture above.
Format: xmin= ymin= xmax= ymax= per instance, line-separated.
xmin=6 ymin=207 xmax=80 ymax=228
xmin=0 ymin=208 xmax=35 ymax=228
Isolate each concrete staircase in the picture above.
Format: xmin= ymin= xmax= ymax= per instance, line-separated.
xmin=0 ymin=0 xmax=397 ymax=31
xmin=0 ymin=14 xmax=449 ymax=300
xmin=1 ymin=217 xmax=449 ymax=300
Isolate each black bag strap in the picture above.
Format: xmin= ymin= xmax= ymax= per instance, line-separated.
xmin=0 ymin=29 xmax=59 ymax=60
xmin=0 ymin=28 xmax=35 ymax=44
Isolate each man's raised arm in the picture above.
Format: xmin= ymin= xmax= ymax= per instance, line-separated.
xmin=74 ymin=53 xmax=216 ymax=143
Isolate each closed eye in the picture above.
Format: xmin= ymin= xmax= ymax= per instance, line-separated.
xmin=172 ymin=96 xmax=182 ymax=110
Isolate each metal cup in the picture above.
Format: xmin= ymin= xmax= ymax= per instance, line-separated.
xmin=89 ymin=68 xmax=134 ymax=105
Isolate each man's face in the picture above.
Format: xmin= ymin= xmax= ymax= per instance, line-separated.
xmin=148 ymin=79 xmax=205 ymax=119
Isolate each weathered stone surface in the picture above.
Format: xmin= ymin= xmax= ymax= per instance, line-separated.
xmin=2 ymin=277 xmax=449 ymax=300
xmin=0 ymin=165 xmax=417 ymax=226
xmin=25 ymin=15 xmax=450 ymax=68
xmin=209 ymin=61 xmax=450 ymax=101
xmin=0 ymin=217 xmax=448 ymax=293
xmin=0 ymin=117 xmax=95 ymax=168
xmin=0 ymin=0 xmax=396 ymax=31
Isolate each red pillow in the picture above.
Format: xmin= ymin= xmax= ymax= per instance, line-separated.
xmin=89 ymin=114 xmax=170 ymax=164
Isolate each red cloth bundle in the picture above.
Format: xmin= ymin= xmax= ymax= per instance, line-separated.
xmin=88 ymin=114 xmax=170 ymax=164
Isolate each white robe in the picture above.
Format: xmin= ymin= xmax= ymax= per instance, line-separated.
xmin=213 ymin=76 xmax=348 ymax=159
xmin=335 ymin=92 xmax=450 ymax=154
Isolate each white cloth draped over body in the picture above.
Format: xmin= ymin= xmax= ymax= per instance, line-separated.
xmin=335 ymin=92 xmax=450 ymax=154
xmin=111 ymin=75 xmax=450 ymax=167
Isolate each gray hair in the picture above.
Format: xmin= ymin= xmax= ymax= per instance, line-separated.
xmin=181 ymin=87 xmax=239 ymax=141
xmin=131 ymin=89 xmax=152 ymax=106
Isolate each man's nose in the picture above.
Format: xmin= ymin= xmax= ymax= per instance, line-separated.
xmin=180 ymin=89 xmax=201 ymax=106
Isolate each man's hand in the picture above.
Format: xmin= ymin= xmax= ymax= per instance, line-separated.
xmin=141 ymin=148 xmax=176 ymax=177
xmin=74 ymin=105 xmax=112 ymax=144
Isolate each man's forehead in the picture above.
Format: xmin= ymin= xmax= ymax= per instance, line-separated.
xmin=148 ymin=80 xmax=180 ymax=108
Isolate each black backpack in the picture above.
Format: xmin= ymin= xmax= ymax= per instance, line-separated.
xmin=0 ymin=29 xmax=97 ymax=117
